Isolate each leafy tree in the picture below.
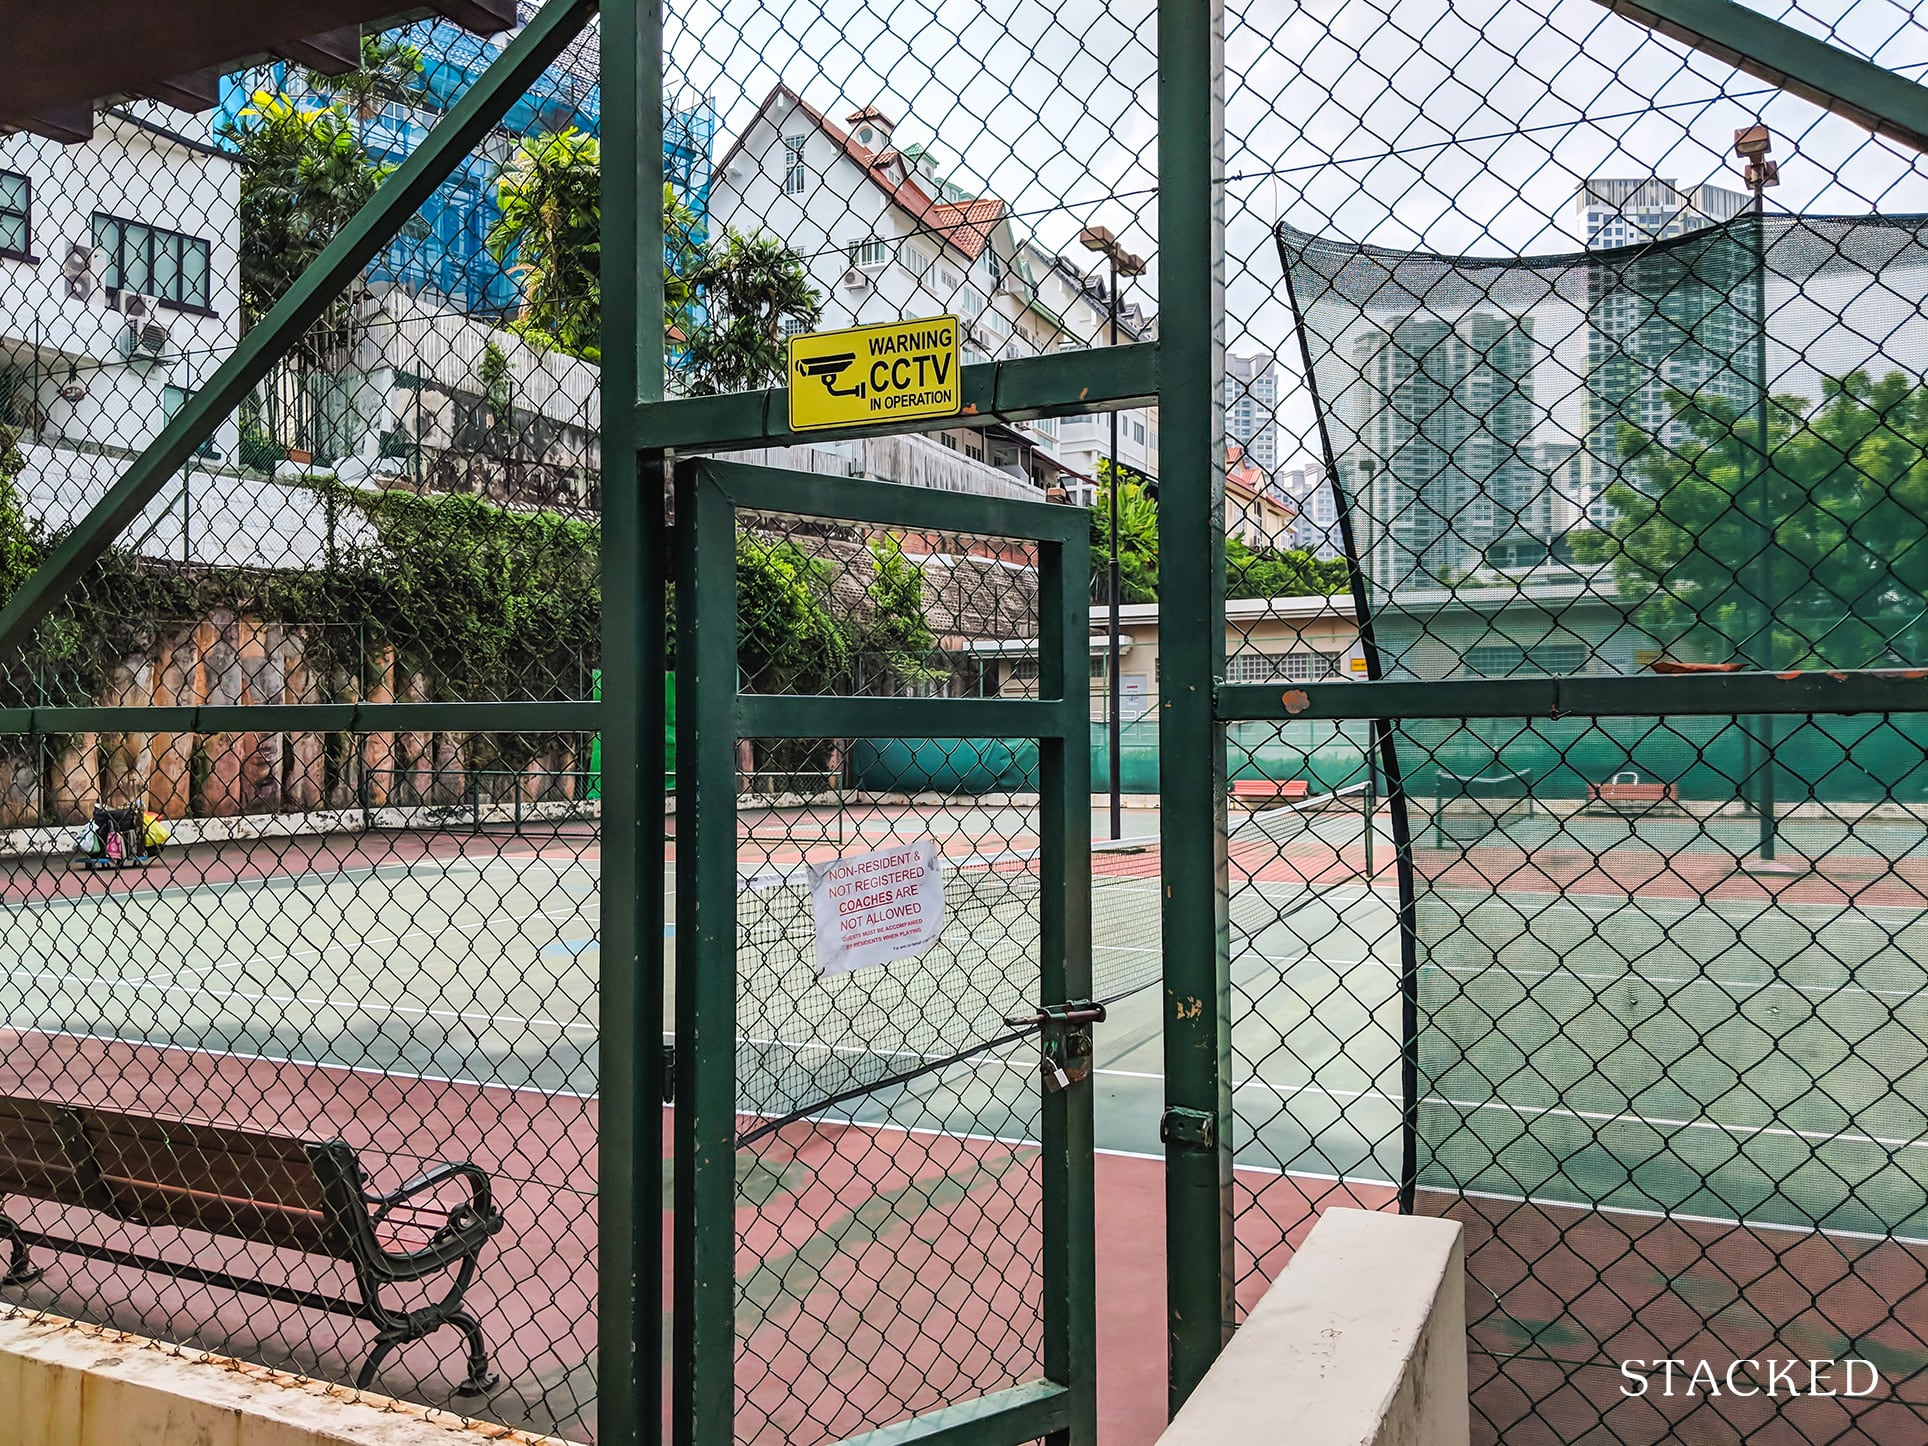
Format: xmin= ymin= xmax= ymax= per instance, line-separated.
xmin=1091 ymin=462 xmax=1160 ymax=603
xmin=0 ymin=427 xmax=32 ymax=607
xmin=1224 ymin=536 xmax=1352 ymax=600
xmin=733 ymin=530 xmax=849 ymax=692
xmin=1089 ymin=458 xmax=1350 ymax=603
xmin=488 ymin=127 xmax=605 ymax=360
xmin=221 ymin=91 xmax=385 ymax=343
xmin=856 ymin=536 xmax=943 ymax=690
xmin=1571 ymin=370 xmax=1928 ymax=668
xmin=682 ymin=226 xmax=822 ymax=395
xmin=486 ymin=122 xmax=719 ymax=366
xmin=663 ymin=182 xmax=703 ymax=347
xmin=305 ymin=36 xmax=426 ymax=137
xmin=477 ymin=339 xmax=514 ymax=422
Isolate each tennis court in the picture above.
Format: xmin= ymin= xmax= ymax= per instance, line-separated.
xmin=7 ymin=785 xmax=1927 ymax=1442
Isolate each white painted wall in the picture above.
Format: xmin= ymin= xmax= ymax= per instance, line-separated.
xmin=0 ymin=106 xmax=241 ymax=476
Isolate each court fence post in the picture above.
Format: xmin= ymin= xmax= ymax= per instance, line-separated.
xmin=1157 ymin=0 xmax=1235 ymax=1414
xmin=598 ymin=0 xmax=668 ymax=1443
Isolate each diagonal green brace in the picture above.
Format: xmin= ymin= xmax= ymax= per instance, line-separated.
xmin=0 ymin=0 xmax=599 ymax=664
xmin=1595 ymin=0 xmax=1928 ymax=152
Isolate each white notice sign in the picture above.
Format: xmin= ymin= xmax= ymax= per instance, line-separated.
xmin=808 ymin=839 xmax=945 ymax=977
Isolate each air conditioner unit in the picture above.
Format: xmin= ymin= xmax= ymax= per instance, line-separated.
xmin=61 ymin=240 xmax=100 ymax=302
xmin=841 ymin=268 xmax=870 ymax=290
xmin=122 ymin=303 xmax=169 ymax=361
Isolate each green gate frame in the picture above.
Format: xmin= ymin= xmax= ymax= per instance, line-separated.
xmin=672 ymin=458 xmax=1094 ymax=1446
xmin=0 ymin=0 xmax=1924 ymax=1439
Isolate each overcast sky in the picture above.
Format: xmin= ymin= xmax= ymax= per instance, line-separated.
xmin=645 ymin=0 xmax=1928 ymax=469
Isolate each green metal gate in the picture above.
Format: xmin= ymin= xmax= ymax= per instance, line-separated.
xmin=670 ymin=458 xmax=1096 ymax=1446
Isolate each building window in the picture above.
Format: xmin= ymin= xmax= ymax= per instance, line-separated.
xmin=781 ymin=317 xmax=811 ymax=339
xmin=940 ymin=432 xmax=959 ymax=450
xmin=0 ymin=172 xmax=29 ymax=260
xmin=965 ymin=441 xmax=984 ymax=461
xmin=1133 ymin=418 xmax=1146 ymax=443
xmin=1464 ymin=642 xmax=1587 ymax=676
xmin=92 ymin=214 xmax=211 ymax=310
xmin=1227 ymin=651 xmax=1341 ymax=684
xmin=848 ymin=235 xmax=891 ymax=269
xmin=782 ymin=136 xmax=808 ymax=195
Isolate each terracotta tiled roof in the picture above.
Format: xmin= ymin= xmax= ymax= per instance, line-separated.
xmin=925 ymin=198 xmax=1007 ymax=261
xmin=716 ymin=84 xmax=1009 ymax=262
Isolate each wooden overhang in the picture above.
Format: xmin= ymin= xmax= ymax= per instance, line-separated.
xmin=0 ymin=0 xmax=518 ymax=142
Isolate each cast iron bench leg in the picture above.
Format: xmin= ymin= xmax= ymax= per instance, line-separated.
xmin=354 ymin=1315 xmax=498 ymax=1398
xmin=0 ymin=1212 xmax=42 ymax=1286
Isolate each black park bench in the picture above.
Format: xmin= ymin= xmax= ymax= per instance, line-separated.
xmin=0 ymin=1095 xmax=504 ymax=1395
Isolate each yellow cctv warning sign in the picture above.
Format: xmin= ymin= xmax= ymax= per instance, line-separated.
xmin=787 ymin=315 xmax=961 ymax=432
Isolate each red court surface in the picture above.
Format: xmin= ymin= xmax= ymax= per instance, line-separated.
xmin=0 ymin=1025 xmax=1393 ymax=1445
xmin=1429 ymin=1191 xmax=1928 ymax=1446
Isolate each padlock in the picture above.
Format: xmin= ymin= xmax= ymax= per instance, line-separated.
xmin=1042 ymin=1054 xmax=1071 ymax=1092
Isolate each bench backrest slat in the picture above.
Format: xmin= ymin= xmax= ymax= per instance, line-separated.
xmin=0 ymin=1095 xmax=338 ymax=1256
xmin=0 ymin=1099 xmax=88 ymax=1204
xmin=88 ymin=1114 xmax=333 ymax=1253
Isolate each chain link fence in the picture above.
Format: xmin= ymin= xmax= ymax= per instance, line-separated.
xmin=0 ymin=12 xmax=611 ymax=1440
xmin=6 ymin=0 xmax=1928 ymax=1443
xmin=1221 ymin=0 xmax=1928 ymax=1441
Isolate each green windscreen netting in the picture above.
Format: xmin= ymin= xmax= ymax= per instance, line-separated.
xmin=1279 ymin=214 xmax=1928 ymax=1441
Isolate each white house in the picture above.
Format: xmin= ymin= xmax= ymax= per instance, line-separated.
xmin=0 ymin=104 xmax=366 ymax=568
xmin=708 ymin=87 xmax=1098 ymax=495
xmin=1009 ymin=235 xmax=1159 ymax=503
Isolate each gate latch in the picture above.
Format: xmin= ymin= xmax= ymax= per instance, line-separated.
xmin=1160 ymin=1107 xmax=1217 ymax=1150
xmin=1004 ymin=1001 xmax=1106 ymax=1090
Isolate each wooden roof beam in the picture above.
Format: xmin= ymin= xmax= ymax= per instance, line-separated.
xmin=430 ymin=0 xmax=517 ymax=34
xmin=140 ymin=69 xmax=222 ymax=112
xmin=275 ymin=25 xmax=362 ymax=75
xmin=22 ymin=107 xmax=95 ymax=143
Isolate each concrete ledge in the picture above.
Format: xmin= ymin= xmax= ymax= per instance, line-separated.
xmin=1158 ymin=1209 xmax=1468 ymax=1446
xmin=0 ymin=1312 xmax=569 ymax=1446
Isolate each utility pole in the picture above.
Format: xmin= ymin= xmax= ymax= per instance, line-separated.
xmin=1080 ymin=224 xmax=1145 ymax=841
xmin=1734 ymin=123 xmax=1781 ymax=865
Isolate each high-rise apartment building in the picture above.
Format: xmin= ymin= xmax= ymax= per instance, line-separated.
xmin=1348 ymin=312 xmax=1538 ymax=591
xmin=1224 ymin=352 xmax=1279 ymax=472
xmin=1577 ymin=178 xmax=1757 ymax=524
xmin=1579 ymin=178 xmax=1750 ymax=248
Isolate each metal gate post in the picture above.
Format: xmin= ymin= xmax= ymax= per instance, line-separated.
xmin=600 ymin=2 xmax=668 ymax=1443
xmin=1039 ymin=507 xmax=1098 ymax=1446
xmin=1157 ymin=0 xmax=1234 ymax=1414
xmin=671 ymin=469 xmax=743 ymax=1446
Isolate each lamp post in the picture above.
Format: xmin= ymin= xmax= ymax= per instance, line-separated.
xmin=1734 ymin=123 xmax=1781 ymax=864
xmin=1080 ymin=225 xmax=1145 ymax=842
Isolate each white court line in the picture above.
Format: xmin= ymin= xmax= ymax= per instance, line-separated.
xmin=756 ymin=1039 xmax=1928 ymax=1158
xmin=0 ymin=965 xmax=597 ymax=1038
xmin=1227 ymin=948 xmax=1928 ymax=1003
xmin=1226 ymin=1075 xmax=1928 ymax=1154
xmin=738 ymin=1109 xmax=1928 ymax=1249
xmin=10 ymin=1022 xmax=598 ymax=1102
xmin=1 ymin=901 xmax=593 ymax=994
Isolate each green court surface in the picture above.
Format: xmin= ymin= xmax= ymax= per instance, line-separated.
xmin=1420 ymin=883 xmax=1928 ymax=1238
xmin=3 ymin=805 xmax=1920 ymax=1244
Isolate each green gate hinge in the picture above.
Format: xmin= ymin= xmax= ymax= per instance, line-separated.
xmin=1160 ymin=1106 xmax=1217 ymax=1150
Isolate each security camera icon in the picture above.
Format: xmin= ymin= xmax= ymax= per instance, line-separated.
xmin=796 ymin=351 xmax=866 ymax=399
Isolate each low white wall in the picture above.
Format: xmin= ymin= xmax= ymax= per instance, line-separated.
xmin=0 ymin=1312 xmax=568 ymax=1446
xmin=1157 ymin=1208 xmax=1469 ymax=1446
